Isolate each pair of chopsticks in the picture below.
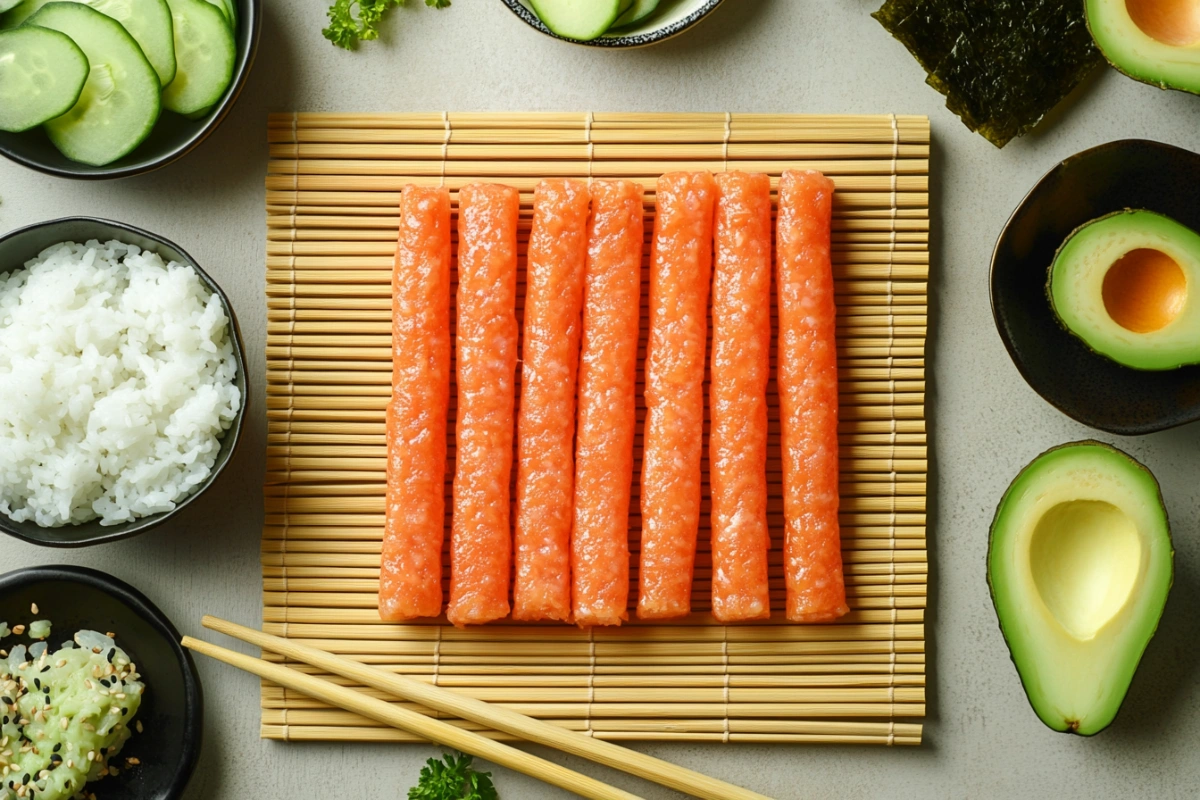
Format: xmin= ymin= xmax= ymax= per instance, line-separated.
xmin=184 ymin=617 xmax=772 ymax=800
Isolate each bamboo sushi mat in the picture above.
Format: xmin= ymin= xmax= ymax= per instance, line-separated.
xmin=262 ymin=112 xmax=929 ymax=746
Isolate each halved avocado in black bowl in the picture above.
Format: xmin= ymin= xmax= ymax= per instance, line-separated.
xmin=990 ymin=139 xmax=1200 ymax=435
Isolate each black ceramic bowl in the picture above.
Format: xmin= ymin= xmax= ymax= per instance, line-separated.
xmin=0 ymin=0 xmax=260 ymax=179
xmin=0 ymin=565 xmax=202 ymax=800
xmin=990 ymin=139 xmax=1200 ymax=436
xmin=501 ymin=0 xmax=724 ymax=47
xmin=0 ymin=217 xmax=247 ymax=547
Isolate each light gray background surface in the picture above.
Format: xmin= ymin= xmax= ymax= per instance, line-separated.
xmin=4 ymin=1 xmax=1200 ymax=797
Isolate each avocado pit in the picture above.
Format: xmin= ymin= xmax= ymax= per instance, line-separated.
xmin=1102 ymin=247 xmax=1187 ymax=333
xmin=1029 ymin=500 xmax=1140 ymax=640
xmin=1125 ymin=0 xmax=1200 ymax=47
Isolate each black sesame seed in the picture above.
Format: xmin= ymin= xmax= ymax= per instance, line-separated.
xmin=21 ymin=774 xmax=28 ymax=785
xmin=38 ymin=667 xmax=48 ymax=674
xmin=106 ymin=650 xmax=115 ymax=664
xmin=1 ymin=697 xmax=11 ymax=705
xmin=32 ymin=679 xmax=40 ymax=690
xmin=121 ymin=707 xmax=128 ymax=715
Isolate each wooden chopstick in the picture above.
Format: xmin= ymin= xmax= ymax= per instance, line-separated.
xmin=181 ymin=635 xmax=642 ymax=800
xmin=201 ymin=615 xmax=773 ymax=800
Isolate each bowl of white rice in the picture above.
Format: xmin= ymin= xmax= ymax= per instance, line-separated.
xmin=0 ymin=218 xmax=247 ymax=547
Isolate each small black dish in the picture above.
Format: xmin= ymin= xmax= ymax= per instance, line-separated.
xmin=990 ymin=139 xmax=1200 ymax=435
xmin=0 ymin=217 xmax=248 ymax=547
xmin=0 ymin=0 xmax=260 ymax=180
xmin=0 ymin=565 xmax=203 ymax=800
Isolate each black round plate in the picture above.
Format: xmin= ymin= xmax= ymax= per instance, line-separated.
xmin=0 ymin=0 xmax=260 ymax=180
xmin=990 ymin=139 xmax=1200 ymax=435
xmin=0 ymin=217 xmax=248 ymax=547
xmin=0 ymin=566 xmax=202 ymax=800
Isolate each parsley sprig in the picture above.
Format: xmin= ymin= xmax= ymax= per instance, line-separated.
xmin=408 ymin=753 xmax=498 ymax=800
xmin=324 ymin=0 xmax=451 ymax=51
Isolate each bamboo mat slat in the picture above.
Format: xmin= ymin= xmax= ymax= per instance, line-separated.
xmin=262 ymin=111 xmax=929 ymax=747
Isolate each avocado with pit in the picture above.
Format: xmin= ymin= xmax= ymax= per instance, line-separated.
xmin=1049 ymin=209 xmax=1200 ymax=370
xmin=1086 ymin=0 xmax=1200 ymax=93
xmin=988 ymin=441 xmax=1173 ymax=735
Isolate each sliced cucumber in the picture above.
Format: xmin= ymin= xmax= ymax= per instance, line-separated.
xmin=0 ymin=0 xmax=41 ymax=26
xmin=0 ymin=0 xmax=22 ymax=14
xmin=528 ymin=0 xmax=622 ymax=41
xmin=29 ymin=2 xmax=161 ymax=166
xmin=610 ymin=0 xmax=660 ymax=30
xmin=162 ymin=0 xmax=233 ymax=115
xmin=2 ymin=0 xmax=175 ymax=85
xmin=184 ymin=102 xmax=210 ymax=119
xmin=203 ymin=0 xmax=234 ymax=28
xmin=0 ymin=26 xmax=89 ymax=132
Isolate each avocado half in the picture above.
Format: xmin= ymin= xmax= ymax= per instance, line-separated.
xmin=1086 ymin=0 xmax=1200 ymax=92
xmin=988 ymin=441 xmax=1173 ymax=735
xmin=1048 ymin=209 xmax=1200 ymax=371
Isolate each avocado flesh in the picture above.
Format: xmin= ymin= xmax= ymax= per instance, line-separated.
xmin=1087 ymin=0 xmax=1200 ymax=93
xmin=1049 ymin=209 xmax=1200 ymax=370
xmin=989 ymin=442 xmax=1172 ymax=735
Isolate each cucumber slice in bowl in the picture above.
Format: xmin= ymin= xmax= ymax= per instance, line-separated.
xmin=2 ymin=0 xmax=175 ymax=85
xmin=528 ymin=0 xmax=622 ymax=41
xmin=28 ymin=2 xmax=161 ymax=166
xmin=203 ymin=0 xmax=234 ymax=28
xmin=162 ymin=0 xmax=233 ymax=115
xmin=610 ymin=0 xmax=659 ymax=30
xmin=0 ymin=26 xmax=89 ymax=132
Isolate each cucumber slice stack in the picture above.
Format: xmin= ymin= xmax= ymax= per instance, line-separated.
xmin=30 ymin=3 xmax=161 ymax=166
xmin=0 ymin=25 xmax=89 ymax=132
xmin=162 ymin=0 xmax=234 ymax=115
xmin=527 ymin=0 xmax=665 ymax=41
xmin=1 ymin=0 xmax=239 ymax=166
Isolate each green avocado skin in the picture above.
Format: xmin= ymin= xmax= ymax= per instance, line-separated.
xmin=1086 ymin=0 xmax=1200 ymax=94
xmin=987 ymin=441 xmax=1174 ymax=736
xmin=1047 ymin=209 xmax=1200 ymax=371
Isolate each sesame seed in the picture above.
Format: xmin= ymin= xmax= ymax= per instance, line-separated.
xmin=28 ymin=605 xmax=36 ymax=616
xmin=135 ymin=721 xmax=143 ymax=734
xmin=58 ymin=719 xmax=67 ymax=731
xmin=10 ymin=627 xmax=22 ymax=637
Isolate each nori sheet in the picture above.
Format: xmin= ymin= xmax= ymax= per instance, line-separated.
xmin=872 ymin=0 xmax=1103 ymax=147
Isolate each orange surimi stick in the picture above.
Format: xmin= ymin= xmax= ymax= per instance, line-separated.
xmin=448 ymin=183 xmax=520 ymax=627
xmin=380 ymin=186 xmax=452 ymax=622
xmin=513 ymin=180 xmax=591 ymax=622
xmin=571 ymin=180 xmax=644 ymax=627
xmin=776 ymin=170 xmax=849 ymax=623
xmin=709 ymin=172 xmax=773 ymax=623
xmin=637 ymin=171 xmax=717 ymax=621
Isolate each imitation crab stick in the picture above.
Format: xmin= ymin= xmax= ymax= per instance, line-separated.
xmin=709 ymin=172 xmax=773 ymax=623
xmin=571 ymin=180 xmax=644 ymax=627
xmin=776 ymin=169 xmax=849 ymax=623
xmin=448 ymin=183 xmax=520 ymax=627
xmin=513 ymin=179 xmax=591 ymax=622
xmin=637 ymin=171 xmax=717 ymax=621
xmin=380 ymin=186 xmax=452 ymax=622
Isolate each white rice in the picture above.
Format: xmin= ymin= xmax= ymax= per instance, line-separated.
xmin=0 ymin=239 xmax=241 ymax=527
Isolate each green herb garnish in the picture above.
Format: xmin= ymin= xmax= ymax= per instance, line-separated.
xmin=408 ymin=753 xmax=498 ymax=800
xmin=324 ymin=0 xmax=451 ymax=51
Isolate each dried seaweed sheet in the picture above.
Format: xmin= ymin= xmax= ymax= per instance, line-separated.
xmin=873 ymin=0 xmax=1102 ymax=147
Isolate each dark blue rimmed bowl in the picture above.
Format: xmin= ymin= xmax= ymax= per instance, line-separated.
xmin=0 ymin=565 xmax=203 ymax=800
xmin=501 ymin=0 xmax=724 ymax=47
xmin=0 ymin=0 xmax=261 ymax=179
xmin=0 ymin=216 xmax=248 ymax=547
